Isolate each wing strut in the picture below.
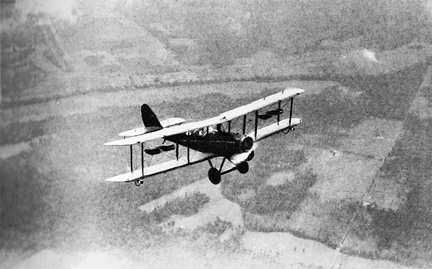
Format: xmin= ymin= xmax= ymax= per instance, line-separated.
xmin=228 ymin=121 xmax=231 ymax=133
xmin=254 ymin=110 xmax=259 ymax=139
xmin=130 ymin=145 xmax=133 ymax=173
xmin=176 ymin=143 xmax=179 ymax=160
xmin=242 ymin=115 xmax=247 ymax=135
xmin=289 ymin=98 xmax=293 ymax=127
xmin=277 ymin=100 xmax=281 ymax=125
xmin=187 ymin=147 xmax=190 ymax=163
xmin=141 ymin=143 xmax=144 ymax=176
xmin=219 ymin=158 xmax=226 ymax=172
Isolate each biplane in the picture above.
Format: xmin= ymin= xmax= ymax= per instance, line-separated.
xmin=104 ymin=88 xmax=304 ymax=185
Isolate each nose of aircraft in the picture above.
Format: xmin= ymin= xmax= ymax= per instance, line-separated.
xmin=241 ymin=136 xmax=254 ymax=152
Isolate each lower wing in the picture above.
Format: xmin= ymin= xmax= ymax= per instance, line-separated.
xmin=105 ymin=151 xmax=215 ymax=182
xmin=250 ymin=117 xmax=301 ymax=142
xmin=228 ymin=117 xmax=301 ymax=165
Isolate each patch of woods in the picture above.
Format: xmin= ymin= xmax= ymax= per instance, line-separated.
xmin=0 ymin=120 xmax=46 ymax=146
xmin=195 ymin=217 xmax=233 ymax=237
xmin=297 ymin=85 xmax=367 ymax=132
xmin=222 ymin=144 xmax=316 ymax=229
xmin=0 ymin=155 xmax=52 ymax=250
xmin=137 ymin=191 xmax=238 ymax=250
xmin=333 ymin=64 xmax=427 ymax=120
xmin=294 ymin=63 xmax=427 ymax=149
xmin=298 ymin=64 xmax=427 ymax=136
xmin=248 ymin=168 xmax=316 ymax=215
xmin=94 ymin=188 xmax=211 ymax=250
xmin=142 ymin=191 xmax=210 ymax=224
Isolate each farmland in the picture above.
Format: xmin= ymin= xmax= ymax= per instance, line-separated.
xmin=2 ymin=0 xmax=432 ymax=268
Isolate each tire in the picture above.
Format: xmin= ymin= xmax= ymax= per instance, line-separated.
xmin=208 ymin=167 xmax=221 ymax=185
xmin=237 ymin=162 xmax=249 ymax=174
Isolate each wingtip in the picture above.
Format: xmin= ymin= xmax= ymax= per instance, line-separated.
xmin=282 ymin=87 xmax=305 ymax=94
xmin=293 ymin=88 xmax=305 ymax=94
xmin=104 ymin=140 xmax=124 ymax=146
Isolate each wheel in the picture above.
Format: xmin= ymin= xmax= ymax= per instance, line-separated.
xmin=237 ymin=162 xmax=249 ymax=174
xmin=134 ymin=179 xmax=141 ymax=186
xmin=208 ymin=167 xmax=221 ymax=185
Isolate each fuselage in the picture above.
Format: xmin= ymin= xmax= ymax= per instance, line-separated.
xmin=166 ymin=129 xmax=253 ymax=157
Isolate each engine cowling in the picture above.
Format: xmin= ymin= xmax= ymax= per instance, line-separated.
xmin=240 ymin=136 xmax=254 ymax=153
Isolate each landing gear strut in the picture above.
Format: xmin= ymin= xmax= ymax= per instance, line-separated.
xmin=134 ymin=179 xmax=144 ymax=186
xmin=207 ymin=158 xmax=249 ymax=184
xmin=208 ymin=167 xmax=221 ymax=185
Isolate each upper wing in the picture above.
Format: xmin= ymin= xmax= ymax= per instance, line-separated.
xmin=104 ymin=87 xmax=304 ymax=146
xmin=220 ymin=88 xmax=304 ymax=121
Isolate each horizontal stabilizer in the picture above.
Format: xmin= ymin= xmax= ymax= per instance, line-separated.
xmin=119 ymin=118 xmax=185 ymax=137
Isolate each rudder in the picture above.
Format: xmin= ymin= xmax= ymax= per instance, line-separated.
xmin=141 ymin=104 xmax=163 ymax=129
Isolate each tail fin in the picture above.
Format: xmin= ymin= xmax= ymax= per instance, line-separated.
xmin=141 ymin=104 xmax=163 ymax=130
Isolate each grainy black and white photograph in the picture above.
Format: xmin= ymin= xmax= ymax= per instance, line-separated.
xmin=1 ymin=0 xmax=432 ymax=268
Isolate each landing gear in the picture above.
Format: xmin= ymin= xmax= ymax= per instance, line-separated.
xmin=134 ymin=179 xmax=144 ymax=186
xmin=283 ymin=126 xmax=295 ymax=134
xmin=207 ymin=158 xmax=249 ymax=184
xmin=246 ymin=150 xmax=255 ymax=161
xmin=208 ymin=167 xmax=221 ymax=185
xmin=237 ymin=162 xmax=249 ymax=174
